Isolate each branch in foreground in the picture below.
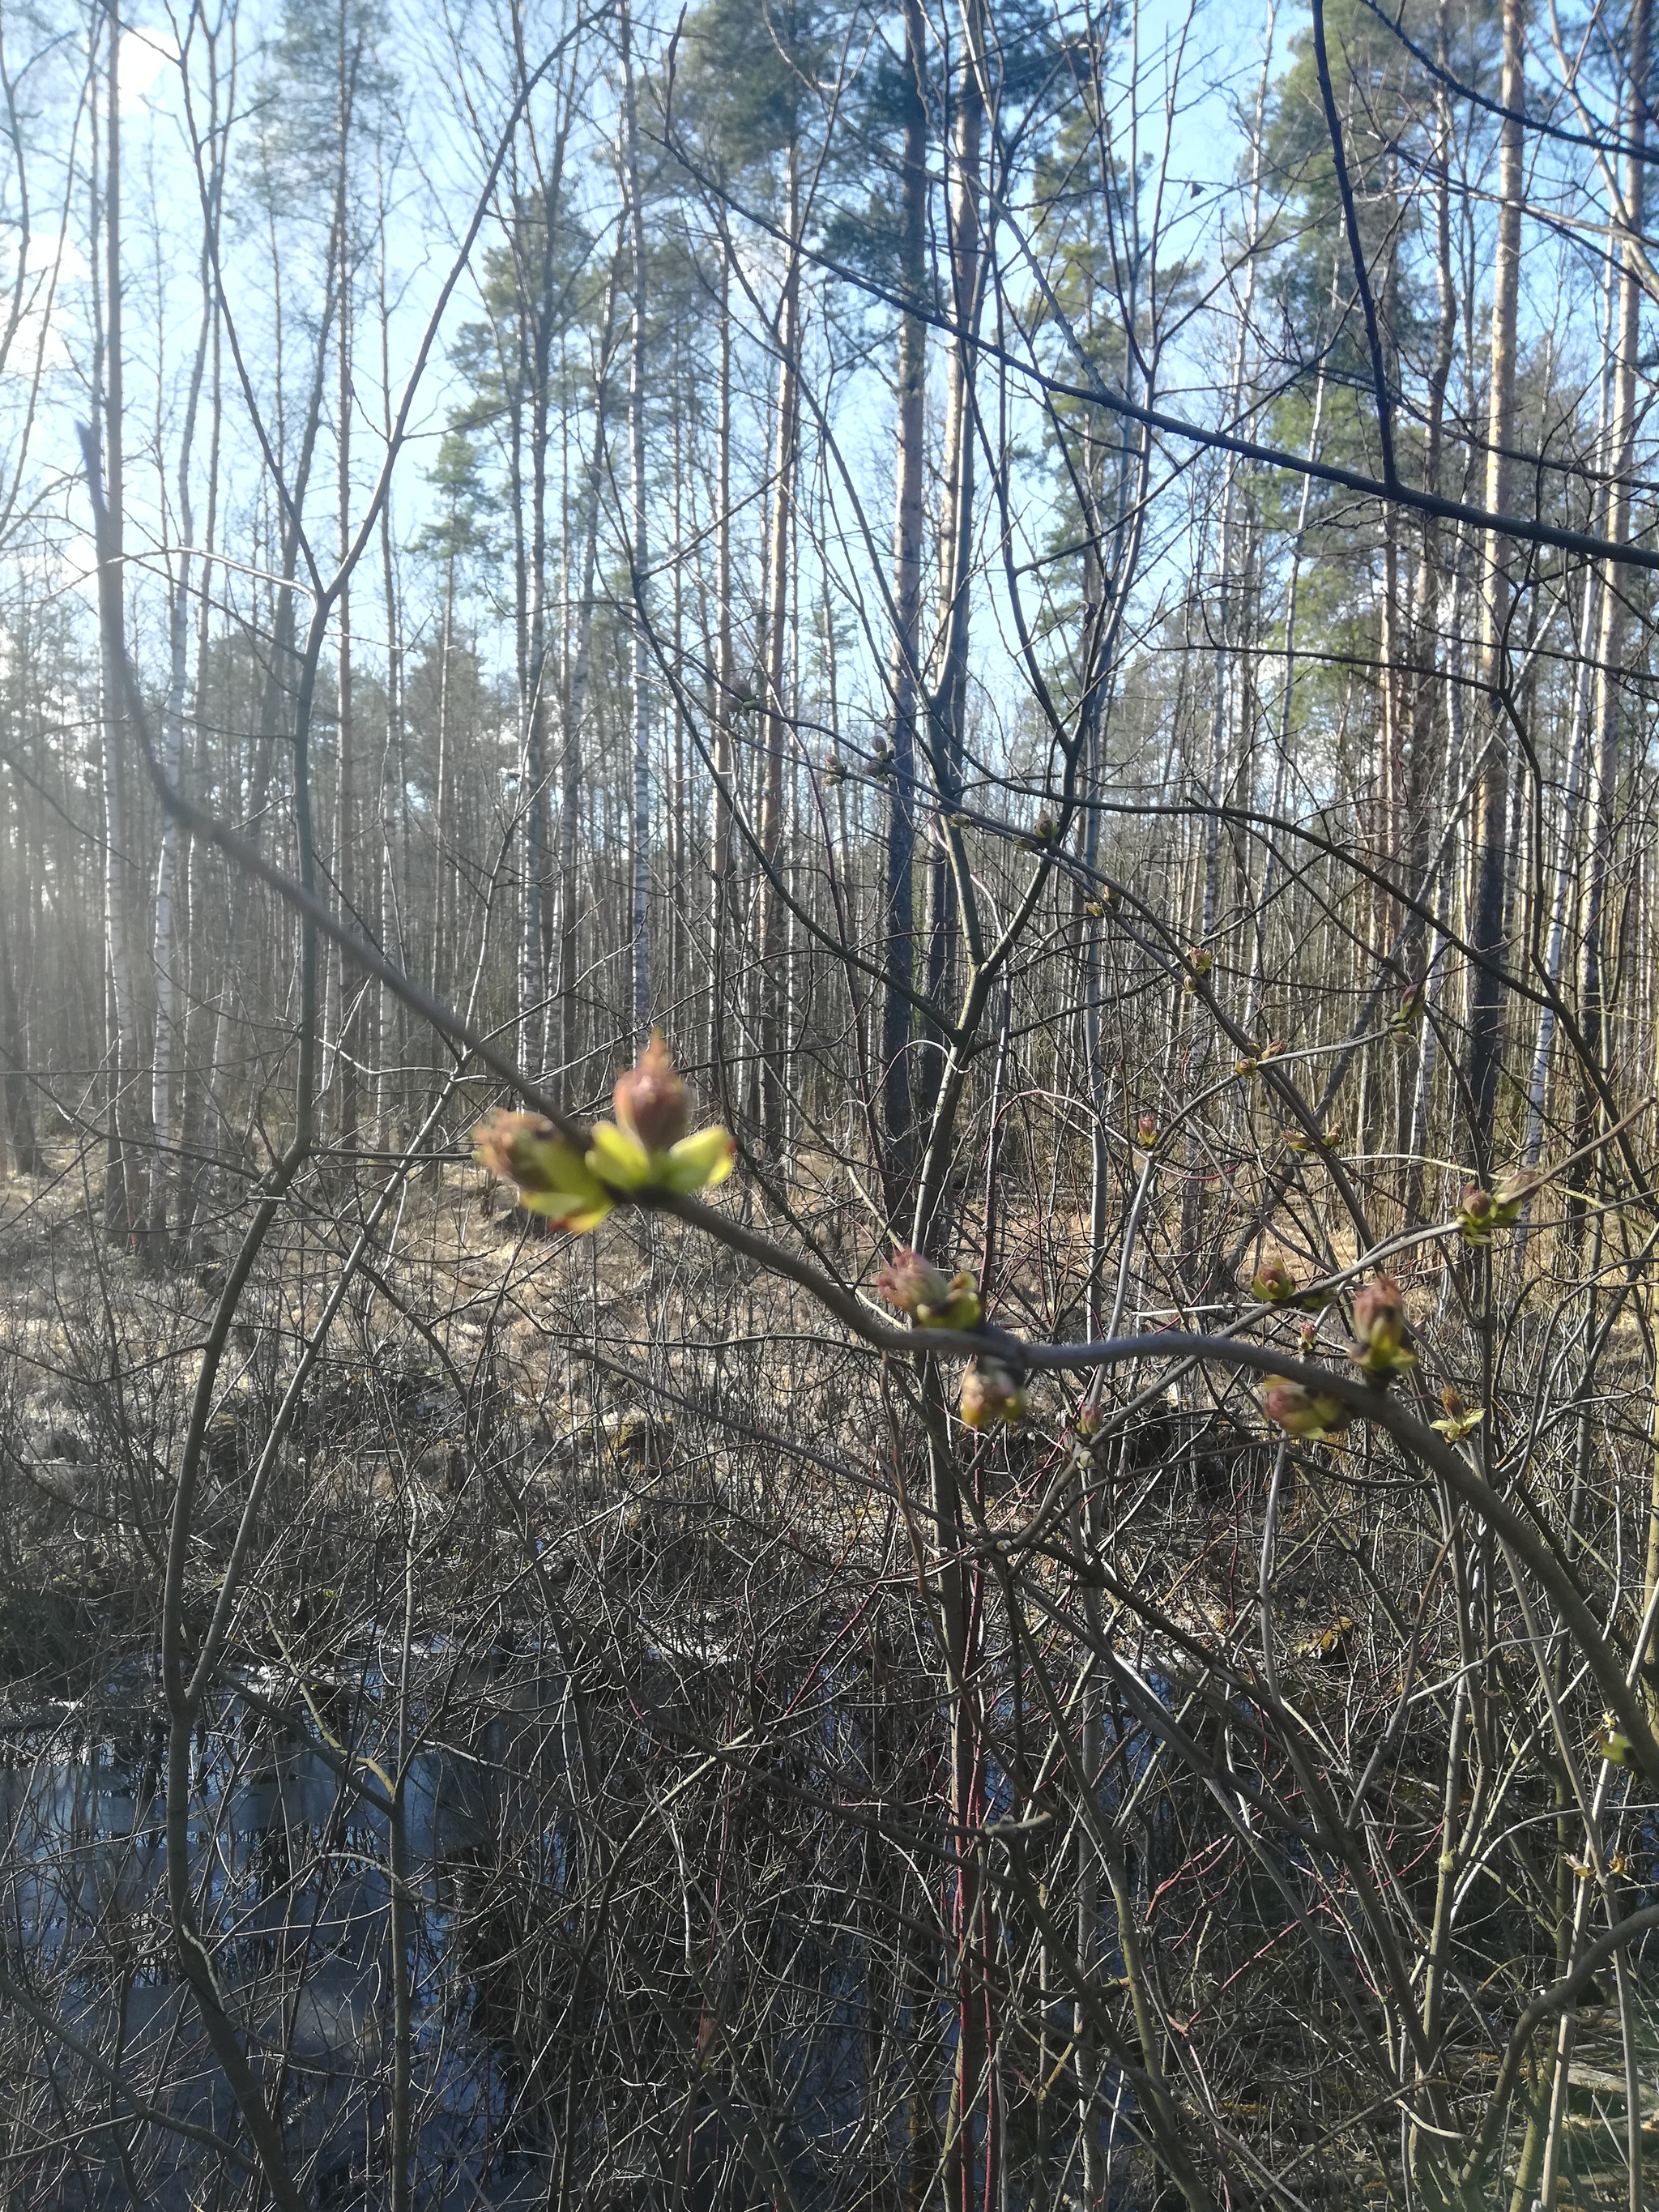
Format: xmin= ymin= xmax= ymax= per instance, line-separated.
xmin=117 ymin=636 xmax=1659 ymax=1787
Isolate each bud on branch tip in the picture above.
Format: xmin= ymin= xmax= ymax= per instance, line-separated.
xmin=471 ymin=1112 xmax=613 ymax=1233
xmin=1347 ymin=1275 xmax=1417 ymax=1386
xmin=1251 ymin=1254 xmax=1300 ymax=1305
xmin=1261 ymin=1379 xmax=1351 ymax=1442
xmin=1456 ymin=1168 xmax=1539 ymax=1245
xmin=1431 ymin=1386 xmax=1484 ymax=1441
xmin=876 ymin=1249 xmax=982 ymax=1331
xmin=472 ymin=1037 xmax=734 ymax=1232
xmin=961 ymin=1359 xmax=1026 ymax=1429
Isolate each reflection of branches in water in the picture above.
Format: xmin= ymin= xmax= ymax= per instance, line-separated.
xmin=5 ymin=1664 xmax=545 ymax=2199
xmin=32 ymin=847 xmax=1638 ymax=2203
xmin=6 ymin=1140 xmax=1649 ymax=2208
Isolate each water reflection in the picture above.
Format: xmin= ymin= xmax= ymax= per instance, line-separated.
xmin=1 ymin=1652 xmax=567 ymax=2208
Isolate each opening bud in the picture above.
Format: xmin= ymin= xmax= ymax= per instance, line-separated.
xmin=1347 ymin=1274 xmax=1417 ymax=1383
xmin=876 ymin=1253 xmax=983 ymax=1330
xmin=1284 ymin=1123 xmax=1341 ymax=1156
xmin=1260 ymin=1380 xmax=1351 ymax=1442
xmin=923 ymin=1272 xmax=983 ymax=1330
xmin=614 ymin=1034 xmax=689 ymax=1155
xmin=471 ymin=1111 xmax=613 ymax=1234
xmin=1431 ymin=1385 xmax=1484 ymax=1441
xmin=1492 ymin=1167 xmax=1542 ymax=1223
xmin=876 ymin=1248 xmax=951 ymax=1317
xmin=1594 ymin=1717 xmax=1637 ymax=1768
xmin=1251 ymin=1255 xmax=1301 ymax=1305
xmin=1457 ymin=1183 xmax=1498 ymax=1245
xmin=961 ymin=1359 xmax=1027 ymax=1429
xmin=584 ymin=1040 xmax=736 ymax=1201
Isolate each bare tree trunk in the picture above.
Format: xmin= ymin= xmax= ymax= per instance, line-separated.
xmin=1398 ymin=32 xmax=1458 ymax=1191
xmin=710 ymin=257 xmax=735 ymax=1108
xmin=203 ymin=170 xmax=340 ymax=1219
xmin=881 ymin=0 xmax=927 ymax=1194
xmin=669 ymin=335 xmax=686 ymax=1014
xmin=923 ymin=7 xmax=984 ymax=1128
xmin=1467 ymin=0 xmax=1523 ymax=1161
xmin=1514 ymin=257 xmax=1614 ymax=1243
xmin=94 ymin=0 xmax=141 ymax=1245
xmin=182 ymin=147 xmax=224 ymax=1251
xmin=374 ymin=181 xmax=400 ymax=1148
xmin=622 ymin=0 xmax=650 ymax=1047
xmin=1245 ymin=271 xmax=1332 ymax=1044
xmin=1580 ymin=0 xmax=1648 ymax=1121
xmin=151 ymin=204 xmax=213 ymax=1252
xmin=335 ymin=216 xmax=357 ymax=1149
xmin=432 ymin=555 xmax=454 ymax=1011
xmin=757 ymin=138 xmax=801 ymax=1141
xmin=1201 ymin=23 xmax=1272 ymax=946
xmin=520 ymin=278 xmax=552 ymax=1079
xmin=0 ymin=909 xmax=38 ymax=1176
xmin=558 ymin=254 xmax=619 ymax=1086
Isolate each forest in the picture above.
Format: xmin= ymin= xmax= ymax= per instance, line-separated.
xmin=3 ymin=0 xmax=1659 ymax=2204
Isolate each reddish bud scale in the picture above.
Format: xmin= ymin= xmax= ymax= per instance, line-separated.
xmin=1261 ymin=1380 xmax=1351 ymax=1441
xmin=876 ymin=1248 xmax=951 ymax=1317
xmin=1457 ymin=1183 xmax=1499 ymax=1245
xmin=1431 ymin=1382 xmax=1485 ymax=1441
xmin=472 ymin=1110 xmax=558 ymax=1187
xmin=960 ymin=1360 xmax=1027 ymax=1429
xmin=613 ymin=1034 xmax=689 ymax=1155
xmin=1252 ymin=1258 xmax=1299 ymax=1305
xmin=1348 ymin=1274 xmax=1417 ymax=1383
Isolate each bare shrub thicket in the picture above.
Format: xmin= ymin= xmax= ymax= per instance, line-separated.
xmin=4 ymin=0 xmax=1659 ymax=2206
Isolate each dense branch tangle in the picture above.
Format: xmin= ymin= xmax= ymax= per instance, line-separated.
xmin=4 ymin=1 xmax=1659 ymax=2210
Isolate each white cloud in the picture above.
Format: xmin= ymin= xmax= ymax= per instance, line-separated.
xmin=119 ymin=27 xmax=180 ymax=113
xmin=0 ymin=235 xmax=88 ymax=376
